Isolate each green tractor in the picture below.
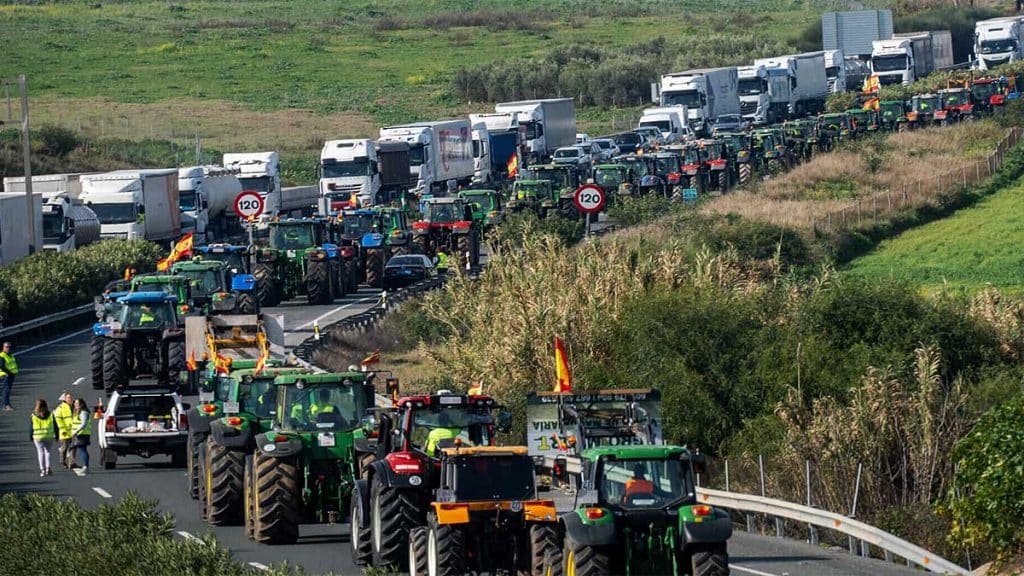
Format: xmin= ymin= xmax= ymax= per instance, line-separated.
xmin=782 ymin=119 xmax=818 ymax=163
xmin=552 ymin=445 xmax=732 ymax=576
xmin=95 ymin=292 xmax=186 ymax=391
xmin=527 ymin=163 xmax=584 ymax=218
xmin=878 ymin=100 xmax=908 ymax=132
xmin=815 ymin=113 xmax=851 ymax=151
xmin=244 ymin=371 xmax=376 ymax=544
xmin=844 ymin=108 xmax=877 ymax=136
xmin=592 ymin=163 xmax=640 ymax=198
xmin=171 ymin=258 xmax=259 ymax=315
xmin=508 ymin=179 xmax=555 ymax=217
xmin=716 ymin=132 xmax=754 ymax=187
xmin=751 ymin=129 xmax=789 ymax=173
xmin=458 ymin=188 xmax=505 ymax=231
xmin=129 ymin=273 xmax=193 ymax=316
xmin=252 ymin=218 xmax=347 ymax=307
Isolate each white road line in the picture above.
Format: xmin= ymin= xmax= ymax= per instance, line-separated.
xmin=91 ymin=487 xmax=112 ymax=499
xmin=17 ymin=328 xmax=92 ymax=355
xmin=733 ymin=565 xmax=782 ymax=576
xmin=248 ymin=562 xmax=270 ymax=571
xmin=296 ymin=296 xmax=379 ymax=330
xmin=71 ymin=377 xmax=85 ymax=387
xmin=177 ymin=530 xmax=200 ymax=541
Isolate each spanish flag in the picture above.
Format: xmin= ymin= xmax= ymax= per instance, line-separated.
xmin=186 ymin=351 xmax=197 ymax=372
xmin=554 ymin=336 xmax=571 ymax=393
xmin=863 ymin=97 xmax=880 ymax=111
xmin=506 ymin=153 xmax=519 ymax=179
xmin=214 ymin=353 xmax=232 ymax=375
xmin=157 ymin=232 xmax=194 ymax=272
xmin=254 ymin=332 xmax=269 ymax=375
xmin=468 ymin=381 xmax=483 ymax=395
xmin=361 ymin=350 xmax=381 ymax=367
xmin=862 ymin=75 xmax=880 ymax=94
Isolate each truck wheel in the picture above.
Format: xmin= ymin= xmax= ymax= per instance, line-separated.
xmin=408 ymin=527 xmax=429 ymax=576
xmin=530 ymin=524 xmax=560 ymax=576
xmin=243 ymin=455 xmax=255 ymax=539
xmin=349 ymin=489 xmax=373 ymax=566
xmin=253 ymin=264 xmax=280 ymax=308
xmin=371 ymin=481 xmax=421 ymax=568
xmin=102 ymin=338 xmax=126 ymax=392
xmin=90 ymin=336 xmax=104 ymax=390
xmin=236 ymin=293 xmax=258 ymax=314
xmin=205 ymin=437 xmax=245 ymax=525
xmin=365 ymin=248 xmax=384 ymax=289
xmin=306 ymin=259 xmax=333 ymax=305
xmin=427 ymin=512 xmax=466 ymax=576
xmin=253 ymin=452 xmax=301 ymax=544
xmin=690 ymin=544 xmax=729 ymax=576
xmin=564 ymin=537 xmax=610 ymax=576
xmin=187 ymin=433 xmax=202 ymax=499
xmin=162 ymin=341 xmax=185 ymax=388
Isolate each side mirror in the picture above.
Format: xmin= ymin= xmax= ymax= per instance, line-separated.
xmin=496 ymin=411 xmax=512 ymax=434
xmin=691 ymin=452 xmax=708 ymax=475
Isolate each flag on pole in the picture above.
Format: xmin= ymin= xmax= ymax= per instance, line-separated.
xmin=863 ymin=75 xmax=880 ymax=94
xmin=186 ymin=351 xmax=197 ymax=372
xmin=506 ymin=153 xmax=519 ymax=178
xmin=554 ymin=336 xmax=572 ymax=393
xmin=214 ymin=353 xmax=232 ymax=375
xmin=254 ymin=332 xmax=269 ymax=375
xmin=468 ymin=381 xmax=483 ymax=395
xmin=863 ymin=97 xmax=880 ymax=111
xmin=361 ymin=350 xmax=381 ymax=367
xmin=157 ymin=233 xmax=194 ymax=271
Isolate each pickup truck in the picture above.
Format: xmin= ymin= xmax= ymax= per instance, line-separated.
xmin=98 ymin=390 xmax=189 ymax=470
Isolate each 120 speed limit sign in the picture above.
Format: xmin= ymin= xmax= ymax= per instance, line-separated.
xmin=233 ymin=190 xmax=265 ymax=220
xmin=573 ymin=184 xmax=606 ymax=214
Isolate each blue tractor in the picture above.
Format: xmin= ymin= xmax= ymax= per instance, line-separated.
xmin=95 ymin=292 xmax=186 ymax=392
xmin=90 ymin=279 xmax=132 ymax=390
xmin=335 ymin=208 xmax=414 ymax=290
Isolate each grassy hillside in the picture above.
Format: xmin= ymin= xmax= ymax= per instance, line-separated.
xmin=844 ymin=177 xmax=1024 ymax=292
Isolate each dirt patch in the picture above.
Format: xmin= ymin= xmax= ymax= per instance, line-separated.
xmin=29 ymin=97 xmax=378 ymax=152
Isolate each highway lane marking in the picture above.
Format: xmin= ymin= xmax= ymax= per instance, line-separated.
xmin=177 ymin=530 xmax=201 ymax=541
xmin=733 ymin=565 xmax=782 ymax=576
xmin=17 ymin=328 xmax=92 ymax=355
xmin=71 ymin=377 xmax=85 ymax=387
xmin=248 ymin=562 xmax=269 ymax=571
xmin=296 ymin=295 xmax=379 ymax=330
xmin=91 ymin=487 xmax=112 ymax=499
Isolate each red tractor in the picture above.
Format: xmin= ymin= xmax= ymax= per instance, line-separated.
xmin=350 ymin=391 xmax=511 ymax=570
xmin=938 ymin=87 xmax=974 ymax=124
xmin=413 ymin=197 xmax=482 ymax=270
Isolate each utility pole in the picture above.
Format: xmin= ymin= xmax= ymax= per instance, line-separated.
xmin=4 ymin=75 xmax=36 ymax=255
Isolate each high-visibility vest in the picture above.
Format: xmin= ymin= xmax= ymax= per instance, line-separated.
xmin=73 ymin=413 xmax=92 ymax=436
xmin=31 ymin=413 xmax=55 ymax=441
xmin=140 ymin=311 xmax=156 ymax=324
xmin=425 ymin=427 xmax=461 ymax=455
xmin=0 ymin=351 xmax=18 ymax=376
xmin=436 ymin=252 xmax=449 ymax=270
xmin=291 ymin=402 xmax=335 ymax=421
xmin=54 ymin=403 xmax=75 ymax=440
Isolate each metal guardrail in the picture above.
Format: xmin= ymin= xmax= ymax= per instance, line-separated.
xmin=0 ymin=303 xmax=94 ymax=339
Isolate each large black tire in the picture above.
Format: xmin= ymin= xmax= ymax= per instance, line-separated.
xmin=243 ymin=455 xmax=255 ymax=540
xmin=204 ymin=437 xmax=245 ymax=526
xmin=530 ymin=524 xmax=560 ymax=576
xmin=365 ymin=248 xmax=385 ymax=289
xmin=688 ymin=176 xmax=700 ymax=193
xmin=197 ymin=441 xmax=209 ymax=519
xmin=330 ymin=258 xmax=346 ymax=299
xmin=343 ymin=257 xmax=359 ymax=293
xmin=90 ymin=336 xmax=104 ymax=390
xmin=690 ymin=544 xmax=729 ymax=576
xmin=564 ymin=538 xmax=611 ymax=576
xmin=545 ymin=544 xmax=564 ymax=576
xmin=349 ymin=489 xmax=373 ymax=566
xmin=559 ymin=200 xmax=580 ymax=220
xmin=306 ymin=259 xmax=332 ymax=305
xmin=252 ymin=264 xmax=280 ymax=308
xmin=408 ymin=526 xmax=429 ymax=576
xmin=162 ymin=340 xmax=185 ymax=388
xmin=252 ymin=452 xmax=301 ymax=544
xmin=371 ymin=481 xmax=421 ymax=568
xmin=427 ymin=513 xmax=466 ymax=576
xmin=102 ymin=338 xmax=126 ymax=392
xmin=456 ymin=235 xmax=472 ymax=272
xmin=414 ymin=234 xmax=431 ymax=257
xmin=470 ymin=231 xmax=480 ymax=267
xmin=187 ymin=432 xmax=202 ymax=499
xmin=236 ymin=293 xmax=258 ymax=314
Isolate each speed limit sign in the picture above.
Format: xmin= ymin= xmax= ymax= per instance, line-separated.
xmin=573 ymin=184 xmax=606 ymax=214
xmin=233 ymin=190 xmax=265 ymax=220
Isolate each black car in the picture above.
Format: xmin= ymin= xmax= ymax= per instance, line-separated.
xmin=612 ymin=132 xmax=645 ymax=154
xmin=383 ymin=254 xmax=437 ymax=289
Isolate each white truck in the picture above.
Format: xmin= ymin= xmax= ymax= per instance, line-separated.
xmin=737 ymin=65 xmax=793 ymax=125
xmin=3 ymin=173 xmax=91 ymax=202
xmin=471 ymin=121 xmax=492 ymax=185
xmin=824 ymin=49 xmax=848 ymax=93
xmin=318 ymin=139 xmax=379 ymax=211
xmin=658 ymin=67 xmax=740 ymax=137
xmin=637 ymin=106 xmax=691 ymax=142
xmin=378 ymin=119 xmax=475 ymax=195
xmin=493 ymin=98 xmax=576 ymax=164
xmin=178 ymin=166 xmax=243 ymax=244
xmin=975 ymin=16 xmax=1024 ymax=71
xmin=0 ymin=192 xmax=43 ymax=265
xmin=871 ymin=31 xmax=952 ymax=86
xmin=755 ymin=53 xmax=828 ymax=117
xmin=223 ymin=152 xmax=318 ymax=218
xmin=97 ymin=389 xmax=189 ymax=469
xmin=469 ymin=112 xmax=523 ymax=182
xmin=41 ymin=196 xmax=100 ymax=252
xmin=79 ymin=169 xmax=181 ymax=242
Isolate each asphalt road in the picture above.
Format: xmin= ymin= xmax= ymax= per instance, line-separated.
xmin=0 ymin=284 xmax=924 ymax=576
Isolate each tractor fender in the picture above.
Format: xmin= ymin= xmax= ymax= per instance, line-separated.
xmin=681 ymin=510 xmax=733 ymax=545
xmin=562 ymin=508 xmax=617 ymax=547
xmin=367 ymin=459 xmax=423 ymax=490
xmin=231 ymin=274 xmax=256 ymax=292
xmin=209 ymin=417 xmax=255 ymax=450
xmin=320 ymin=243 xmax=340 ymax=259
xmin=360 ymin=233 xmax=385 ymax=249
xmin=352 ymin=478 xmax=371 ymax=526
xmin=186 ymin=409 xmax=214 ymax=435
xmin=254 ymin=434 xmax=303 ymax=458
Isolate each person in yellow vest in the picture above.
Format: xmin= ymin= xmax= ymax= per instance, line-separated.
xmin=1 ymin=341 xmax=18 ymax=411
xmin=71 ymin=398 xmax=92 ymax=475
xmin=424 ymin=411 xmax=463 ymax=457
xmin=290 ymin=388 xmax=338 ymax=426
xmin=435 ymin=250 xmax=450 ymax=274
xmin=30 ymin=398 xmax=57 ymax=477
xmin=53 ymin=391 xmax=76 ymax=469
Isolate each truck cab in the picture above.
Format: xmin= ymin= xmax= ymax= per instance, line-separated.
xmin=871 ymin=39 xmax=915 ymax=86
xmin=975 ymin=17 xmax=1024 ymax=71
xmin=319 ymin=139 xmax=380 ymax=213
xmin=79 ymin=169 xmax=181 ymax=242
xmin=223 ymin=152 xmax=282 ymax=216
xmin=638 ymin=106 xmax=690 ymax=143
xmin=823 ymin=49 xmax=847 ymax=93
xmin=41 ymin=196 xmax=100 ymax=252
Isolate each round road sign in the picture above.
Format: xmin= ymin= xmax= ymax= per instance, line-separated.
xmin=233 ymin=190 xmax=265 ymax=221
xmin=573 ymin=184 xmax=606 ymax=214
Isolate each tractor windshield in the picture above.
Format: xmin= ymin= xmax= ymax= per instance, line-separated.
xmin=461 ymin=193 xmax=494 ymax=212
xmin=593 ymin=168 xmax=626 ymax=189
xmin=198 ymin=250 xmax=248 ymax=272
xmin=271 ymin=224 xmax=316 ymax=250
xmin=241 ymin=377 xmax=276 ymax=418
xmin=177 ymin=269 xmax=224 ymax=297
xmin=425 ymin=202 xmax=463 ymax=224
xmin=914 ymin=96 xmax=940 ymax=112
xmin=341 ymin=214 xmax=377 ymax=236
xmin=972 ymin=82 xmax=997 ymax=100
xmin=598 ymin=457 xmax=694 ymax=509
xmin=450 ymin=455 xmax=535 ymax=501
xmin=409 ymin=405 xmax=494 ymax=454
xmin=209 ymin=375 xmax=235 ymax=402
xmin=531 ymin=168 xmax=573 ymax=189
xmin=943 ymin=92 xmax=969 ymax=107
xmin=282 ymin=383 xmax=366 ymax=432
xmin=123 ymin=302 xmax=174 ymax=329
xmin=654 ymin=156 xmax=680 ymax=175
xmin=879 ymin=102 xmax=903 ymax=118
xmin=514 ymin=182 xmax=551 ymax=199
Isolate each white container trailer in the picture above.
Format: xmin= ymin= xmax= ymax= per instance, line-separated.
xmin=975 ymin=17 xmax=1024 ymax=71
xmin=493 ymin=99 xmax=575 ymax=164
xmin=658 ymin=67 xmax=740 ymax=137
xmin=41 ymin=196 xmax=100 ymax=252
xmin=0 ymin=192 xmax=43 ymax=265
xmin=379 ymin=119 xmax=475 ymax=195
xmin=822 ymin=9 xmax=894 ymax=59
xmin=3 ymin=173 xmax=92 ymax=202
xmin=79 ymin=169 xmax=181 ymax=242
xmin=178 ymin=166 xmax=243 ymax=243
xmin=755 ymin=53 xmax=828 ymax=116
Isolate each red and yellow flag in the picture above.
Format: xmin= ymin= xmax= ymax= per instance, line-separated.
xmin=361 ymin=350 xmax=381 ymax=367
xmin=862 ymin=75 xmax=880 ymax=94
xmin=863 ymin=97 xmax=880 ymax=111
xmin=254 ymin=332 xmax=269 ymax=375
xmin=157 ymin=233 xmax=194 ymax=272
xmin=186 ymin=351 xmax=197 ymax=372
xmin=214 ymin=353 xmax=232 ymax=375
xmin=468 ymin=381 xmax=483 ymax=396
xmin=554 ymin=336 xmax=571 ymax=393
xmin=506 ymin=153 xmax=519 ymax=179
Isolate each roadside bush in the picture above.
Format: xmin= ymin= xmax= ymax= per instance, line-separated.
xmin=825 ymin=92 xmax=857 ymax=114
xmin=36 ymin=123 xmax=80 ymax=157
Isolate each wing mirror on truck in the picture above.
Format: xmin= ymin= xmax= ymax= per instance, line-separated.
xmin=496 ymin=410 xmax=513 ymax=434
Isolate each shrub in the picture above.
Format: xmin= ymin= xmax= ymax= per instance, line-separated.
xmin=826 ymin=92 xmax=857 ymax=114
xmin=36 ymin=124 xmax=80 ymax=157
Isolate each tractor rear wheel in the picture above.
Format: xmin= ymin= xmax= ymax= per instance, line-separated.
xmin=162 ymin=341 xmax=185 ymax=388
xmin=414 ymin=234 xmax=430 ymax=256
xmin=306 ymin=259 xmax=333 ymax=305
xmin=236 ymin=293 xmax=258 ymax=314
xmin=252 ymin=264 xmax=280 ymax=307
xmin=455 ymin=235 xmax=473 ymax=271
xmin=349 ymin=489 xmax=373 ymax=566
xmin=243 ymin=455 xmax=255 ymax=539
xmin=408 ymin=526 xmax=429 ymax=576
xmin=197 ymin=441 xmax=209 ymax=520
xmin=365 ymin=248 xmax=385 ymax=289
xmin=427 ymin=513 xmax=466 ymax=576
xmin=329 ymin=258 xmax=345 ymax=299
xmin=90 ymin=336 xmax=104 ymax=390
xmin=204 ymin=437 xmax=245 ymax=525
xmin=187 ymin=433 xmax=202 ymax=499
xmin=564 ymin=537 xmax=610 ymax=576
xmin=530 ymin=524 xmax=560 ymax=576
xmin=545 ymin=545 xmax=564 ymax=576
xmin=340 ymin=257 xmax=356 ymax=293
xmin=560 ymin=200 xmax=580 ymax=220
xmin=102 ymin=338 xmax=126 ymax=392
xmin=371 ymin=481 xmax=421 ymax=568
xmin=252 ymin=452 xmax=301 ymax=544
xmin=690 ymin=544 xmax=729 ymax=576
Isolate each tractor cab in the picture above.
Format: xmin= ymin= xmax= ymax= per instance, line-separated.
xmin=909 ymin=93 xmax=943 ymax=126
xmin=268 ymin=219 xmax=327 ymax=251
xmin=420 ymin=197 xmax=471 ymax=225
xmin=95 ymin=292 xmax=185 ymax=390
xmin=508 ymin=179 xmax=554 ymax=213
xmin=338 ymin=209 xmax=380 ymax=240
xmin=172 ymin=258 xmax=257 ymax=315
xmin=524 ymin=163 xmax=580 ymax=194
xmin=276 ymin=373 xmax=373 ymax=433
xmin=458 ymin=188 xmax=504 ymax=228
xmin=972 ymin=79 xmax=1001 ymax=112
xmin=878 ymin=100 xmax=908 ymax=131
xmin=817 ymin=113 xmax=850 ymax=140
xmin=129 ymin=274 xmax=192 ymax=315
xmin=118 ymin=292 xmax=180 ymax=331
xmin=939 ymin=88 xmax=973 ymax=121
xmin=845 ymin=108 xmax=877 ymax=134
xmin=194 ymin=244 xmax=251 ymax=275
xmin=398 ymin=394 xmax=502 ymax=458
xmin=592 ymin=164 xmax=637 ymax=196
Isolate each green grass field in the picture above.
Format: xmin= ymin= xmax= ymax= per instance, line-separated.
xmin=844 ymin=177 xmax=1024 ymax=292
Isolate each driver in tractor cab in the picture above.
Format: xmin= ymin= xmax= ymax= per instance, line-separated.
xmin=132 ymin=304 xmax=165 ymax=328
xmin=290 ymin=388 xmax=340 ymax=426
xmin=424 ymin=411 xmax=463 ymax=457
xmin=625 ymin=464 xmax=655 ymax=497
xmin=433 ymin=204 xmax=454 ymax=223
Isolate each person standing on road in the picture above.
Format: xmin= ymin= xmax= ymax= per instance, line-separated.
xmin=54 ymin=391 xmax=76 ymax=469
xmin=71 ymin=398 xmax=91 ymax=475
xmin=435 ymin=250 xmax=449 ymax=274
xmin=0 ymin=341 xmax=18 ymax=411
xmin=30 ymin=399 xmax=57 ymax=477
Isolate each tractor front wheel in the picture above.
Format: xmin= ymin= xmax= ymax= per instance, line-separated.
xmin=306 ymin=259 xmax=333 ymax=305
xmin=236 ymin=293 xmax=258 ymax=314
xmin=243 ymin=455 xmax=255 ymax=540
xmin=162 ymin=340 xmax=185 ymax=388
xmin=102 ymin=338 xmax=126 ymax=392
xmin=349 ymin=489 xmax=373 ymax=566
xmin=427 ymin=513 xmax=466 ymax=576
xmin=563 ymin=537 xmax=611 ymax=576
xmin=252 ymin=264 xmax=281 ymax=307
xmin=90 ymin=336 xmax=104 ymax=390
xmin=365 ymin=248 xmax=385 ymax=289
xmin=530 ymin=524 xmax=560 ymax=576
xmin=371 ymin=481 xmax=421 ymax=568
xmin=689 ymin=544 xmax=729 ymax=576
xmin=252 ymin=452 xmax=301 ymax=544
xmin=204 ymin=437 xmax=245 ymax=525
xmin=408 ymin=526 xmax=429 ymax=576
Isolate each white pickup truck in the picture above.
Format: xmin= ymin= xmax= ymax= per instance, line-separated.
xmin=97 ymin=390 xmax=189 ymax=470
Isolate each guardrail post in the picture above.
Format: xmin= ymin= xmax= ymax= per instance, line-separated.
xmin=884 ymin=550 xmax=894 ymax=563
xmin=758 ymin=454 xmax=766 ymax=498
xmin=746 ymin=513 xmax=754 ymax=534
xmin=806 ymin=460 xmax=818 ymax=546
xmin=775 ymin=517 xmax=784 ymax=538
xmin=724 ymin=459 xmax=730 ymax=492
xmin=849 ymin=462 xmax=863 ymax=555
